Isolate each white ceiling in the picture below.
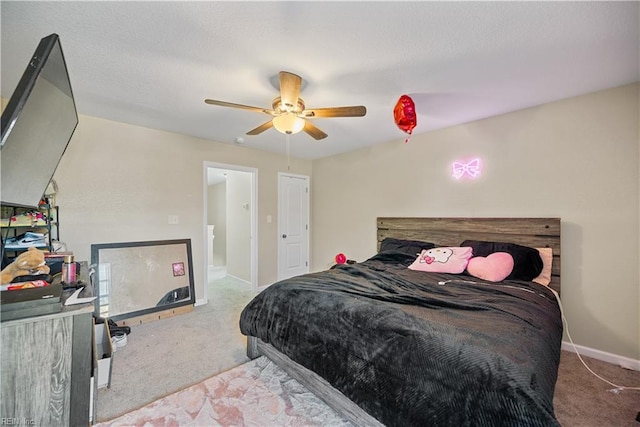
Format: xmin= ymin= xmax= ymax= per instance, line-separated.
xmin=1 ymin=2 xmax=638 ymax=160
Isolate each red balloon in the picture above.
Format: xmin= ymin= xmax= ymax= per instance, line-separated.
xmin=394 ymin=95 xmax=417 ymax=142
xmin=335 ymin=253 xmax=347 ymax=264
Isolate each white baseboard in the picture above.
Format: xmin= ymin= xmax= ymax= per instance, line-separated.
xmin=195 ymin=298 xmax=207 ymax=307
xmin=227 ymin=274 xmax=251 ymax=286
xmin=562 ymin=341 xmax=640 ymax=371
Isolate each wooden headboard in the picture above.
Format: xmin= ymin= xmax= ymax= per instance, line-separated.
xmin=377 ymin=217 xmax=561 ymax=293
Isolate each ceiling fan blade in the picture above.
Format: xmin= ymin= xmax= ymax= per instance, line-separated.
xmin=205 ymin=99 xmax=270 ymax=114
xmin=279 ymin=71 xmax=302 ymax=112
xmin=246 ymin=120 xmax=274 ymax=135
xmin=302 ymin=105 xmax=367 ymax=118
xmin=303 ymin=120 xmax=328 ymax=140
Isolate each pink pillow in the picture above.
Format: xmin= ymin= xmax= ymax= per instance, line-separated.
xmin=408 ymin=247 xmax=473 ymax=274
xmin=466 ymin=252 xmax=514 ymax=282
xmin=532 ymin=248 xmax=553 ymax=286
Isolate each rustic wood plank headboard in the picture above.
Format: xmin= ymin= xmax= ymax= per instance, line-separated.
xmin=377 ymin=217 xmax=561 ymax=293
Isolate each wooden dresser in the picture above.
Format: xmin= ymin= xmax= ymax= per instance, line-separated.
xmin=0 ymin=263 xmax=94 ymax=426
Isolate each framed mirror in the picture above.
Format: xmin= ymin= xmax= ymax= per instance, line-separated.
xmin=91 ymin=239 xmax=195 ymax=322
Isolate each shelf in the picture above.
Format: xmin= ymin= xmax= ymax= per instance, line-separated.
xmin=3 ymin=243 xmax=50 ymax=250
xmin=1 ymin=205 xmax=59 ymax=256
xmin=1 ymin=220 xmax=49 ymax=228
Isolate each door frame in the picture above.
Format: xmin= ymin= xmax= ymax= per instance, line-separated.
xmin=202 ymin=161 xmax=258 ymax=303
xmin=277 ymin=172 xmax=310 ymax=281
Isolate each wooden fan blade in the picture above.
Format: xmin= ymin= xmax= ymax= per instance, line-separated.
xmin=303 ymin=120 xmax=328 ymax=140
xmin=246 ymin=120 xmax=274 ymax=135
xmin=205 ymin=99 xmax=270 ymax=114
xmin=302 ymin=105 xmax=367 ymax=118
xmin=279 ymin=71 xmax=302 ymax=112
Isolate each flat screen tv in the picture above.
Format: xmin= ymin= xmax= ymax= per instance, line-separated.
xmin=1 ymin=33 xmax=78 ymax=208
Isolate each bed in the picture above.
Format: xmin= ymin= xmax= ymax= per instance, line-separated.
xmin=239 ymin=217 xmax=563 ymax=426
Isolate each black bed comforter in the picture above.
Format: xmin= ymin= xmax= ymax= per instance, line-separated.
xmin=239 ymin=251 xmax=563 ymax=426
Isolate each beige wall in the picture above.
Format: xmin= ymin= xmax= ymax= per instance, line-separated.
xmin=207 ymin=182 xmax=226 ymax=266
xmin=52 ymin=115 xmax=312 ymax=303
xmin=311 ymin=83 xmax=640 ymax=360
xmin=225 ymin=170 xmax=252 ymax=282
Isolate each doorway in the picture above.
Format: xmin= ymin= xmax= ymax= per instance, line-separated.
xmin=277 ymin=172 xmax=310 ymax=281
xmin=203 ymin=162 xmax=257 ymax=302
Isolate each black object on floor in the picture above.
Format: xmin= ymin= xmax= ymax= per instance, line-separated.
xmin=94 ymin=314 xmax=131 ymax=336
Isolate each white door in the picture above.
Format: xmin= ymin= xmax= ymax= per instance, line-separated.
xmin=278 ymin=173 xmax=309 ymax=280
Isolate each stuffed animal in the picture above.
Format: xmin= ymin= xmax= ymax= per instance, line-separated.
xmin=1 ymin=247 xmax=50 ymax=285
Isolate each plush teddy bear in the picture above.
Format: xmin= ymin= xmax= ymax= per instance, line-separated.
xmin=1 ymin=247 xmax=50 ymax=285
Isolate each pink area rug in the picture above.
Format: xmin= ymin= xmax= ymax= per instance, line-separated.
xmin=95 ymin=356 xmax=354 ymax=426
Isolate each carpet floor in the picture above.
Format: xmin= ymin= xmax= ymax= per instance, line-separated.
xmin=95 ymin=272 xmax=257 ymax=422
xmin=94 ymin=356 xmax=353 ymax=427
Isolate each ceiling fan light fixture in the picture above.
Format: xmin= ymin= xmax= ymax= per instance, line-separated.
xmin=205 ymin=71 xmax=364 ymax=140
xmin=273 ymin=113 xmax=305 ymax=135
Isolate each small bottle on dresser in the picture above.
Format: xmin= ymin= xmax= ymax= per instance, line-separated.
xmin=62 ymin=254 xmax=76 ymax=284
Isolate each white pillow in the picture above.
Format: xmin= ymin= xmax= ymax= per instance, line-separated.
xmin=532 ymin=248 xmax=553 ymax=286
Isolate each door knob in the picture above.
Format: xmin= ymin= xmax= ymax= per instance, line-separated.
xmin=282 ymin=234 xmax=287 ymax=238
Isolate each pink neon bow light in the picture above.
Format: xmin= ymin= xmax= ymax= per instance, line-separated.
xmin=452 ymin=158 xmax=481 ymax=180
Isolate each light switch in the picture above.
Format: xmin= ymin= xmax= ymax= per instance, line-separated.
xmin=168 ymin=215 xmax=179 ymax=225
xmin=267 ymin=215 xmax=272 ymax=223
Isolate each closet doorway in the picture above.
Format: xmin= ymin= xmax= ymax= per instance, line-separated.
xmin=203 ymin=162 xmax=257 ymax=302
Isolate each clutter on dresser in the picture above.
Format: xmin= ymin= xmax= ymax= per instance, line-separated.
xmin=0 ymin=253 xmax=93 ymax=321
xmin=0 ymin=246 xmax=50 ymax=285
xmin=0 ymin=280 xmax=62 ymax=321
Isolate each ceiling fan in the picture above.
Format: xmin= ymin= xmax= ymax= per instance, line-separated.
xmin=204 ymin=71 xmax=366 ymax=140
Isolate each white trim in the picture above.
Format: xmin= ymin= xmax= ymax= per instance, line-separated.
xmin=562 ymin=341 xmax=640 ymax=371
xmin=203 ymin=161 xmax=259 ymax=298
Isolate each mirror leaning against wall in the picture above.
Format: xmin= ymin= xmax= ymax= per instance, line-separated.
xmin=91 ymin=239 xmax=195 ymax=322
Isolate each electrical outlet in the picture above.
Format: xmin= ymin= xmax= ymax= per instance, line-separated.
xmin=168 ymin=215 xmax=179 ymax=225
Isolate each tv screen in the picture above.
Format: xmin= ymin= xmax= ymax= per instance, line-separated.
xmin=1 ymin=33 xmax=78 ymax=208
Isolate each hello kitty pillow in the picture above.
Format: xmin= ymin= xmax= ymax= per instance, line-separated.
xmin=408 ymin=247 xmax=473 ymax=274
